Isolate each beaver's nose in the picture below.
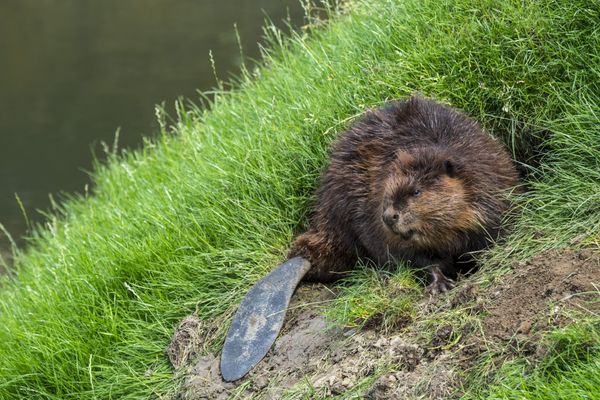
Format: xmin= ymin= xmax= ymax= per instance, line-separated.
xmin=382 ymin=208 xmax=400 ymax=228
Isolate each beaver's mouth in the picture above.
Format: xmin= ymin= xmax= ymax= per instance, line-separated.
xmin=389 ymin=225 xmax=417 ymax=240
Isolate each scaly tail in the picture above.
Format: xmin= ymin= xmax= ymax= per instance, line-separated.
xmin=220 ymin=257 xmax=312 ymax=381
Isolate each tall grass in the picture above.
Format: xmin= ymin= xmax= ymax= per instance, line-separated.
xmin=0 ymin=0 xmax=598 ymax=398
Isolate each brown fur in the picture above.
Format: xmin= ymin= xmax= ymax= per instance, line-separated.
xmin=289 ymin=96 xmax=520 ymax=288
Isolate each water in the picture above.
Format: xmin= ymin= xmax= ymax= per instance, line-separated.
xmin=0 ymin=0 xmax=304 ymax=255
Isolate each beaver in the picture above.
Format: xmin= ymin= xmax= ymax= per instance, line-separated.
xmin=219 ymin=96 xmax=520 ymax=382
xmin=288 ymin=96 xmax=520 ymax=293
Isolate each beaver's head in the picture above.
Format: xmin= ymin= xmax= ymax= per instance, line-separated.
xmin=380 ymin=149 xmax=481 ymax=249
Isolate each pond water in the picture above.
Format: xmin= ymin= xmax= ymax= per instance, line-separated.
xmin=0 ymin=0 xmax=304 ymax=254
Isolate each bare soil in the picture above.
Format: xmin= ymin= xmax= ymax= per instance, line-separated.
xmin=168 ymin=249 xmax=600 ymax=399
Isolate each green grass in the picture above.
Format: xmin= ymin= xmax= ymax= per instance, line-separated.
xmin=323 ymin=263 xmax=423 ymax=331
xmin=463 ymin=317 xmax=600 ymax=400
xmin=1 ymin=0 xmax=599 ymax=398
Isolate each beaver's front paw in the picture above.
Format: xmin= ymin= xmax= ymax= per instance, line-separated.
xmin=427 ymin=265 xmax=455 ymax=295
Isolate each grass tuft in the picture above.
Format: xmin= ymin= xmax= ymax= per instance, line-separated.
xmin=324 ymin=264 xmax=423 ymax=330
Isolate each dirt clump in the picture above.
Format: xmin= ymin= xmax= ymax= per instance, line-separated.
xmin=171 ymin=249 xmax=600 ymax=399
xmin=167 ymin=315 xmax=204 ymax=369
xmin=483 ymin=249 xmax=599 ymax=341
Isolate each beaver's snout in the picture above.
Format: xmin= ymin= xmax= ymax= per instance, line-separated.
xmin=382 ymin=207 xmax=417 ymax=239
xmin=382 ymin=208 xmax=400 ymax=228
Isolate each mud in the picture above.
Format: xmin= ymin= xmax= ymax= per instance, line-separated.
xmin=169 ymin=249 xmax=600 ymax=399
xmin=483 ymin=249 xmax=599 ymax=340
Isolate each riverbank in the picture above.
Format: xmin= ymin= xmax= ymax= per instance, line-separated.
xmin=1 ymin=0 xmax=599 ymax=398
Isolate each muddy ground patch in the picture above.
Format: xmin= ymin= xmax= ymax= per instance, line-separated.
xmin=168 ymin=249 xmax=600 ymax=399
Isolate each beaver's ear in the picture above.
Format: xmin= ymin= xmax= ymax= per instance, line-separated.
xmin=443 ymin=159 xmax=455 ymax=177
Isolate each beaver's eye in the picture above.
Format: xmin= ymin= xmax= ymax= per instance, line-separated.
xmin=413 ymin=189 xmax=421 ymax=197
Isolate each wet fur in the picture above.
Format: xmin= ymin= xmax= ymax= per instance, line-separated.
xmin=289 ymin=96 xmax=519 ymax=286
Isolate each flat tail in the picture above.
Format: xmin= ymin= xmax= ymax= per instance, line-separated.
xmin=220 ymin=256 xmax=311 ymax=382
